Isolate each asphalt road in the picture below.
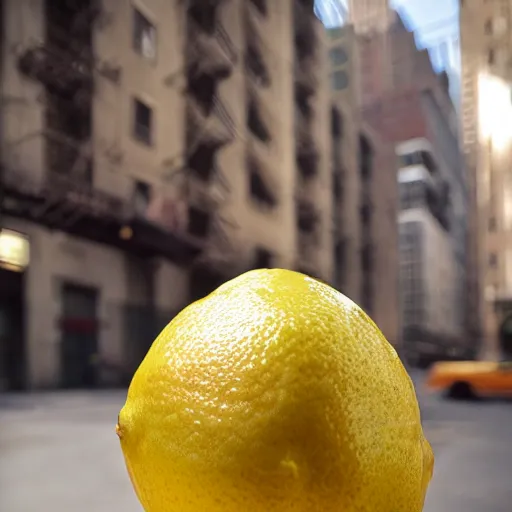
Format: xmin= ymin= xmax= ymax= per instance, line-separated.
xmin=1 ymin=374 xmax=511 ymax=512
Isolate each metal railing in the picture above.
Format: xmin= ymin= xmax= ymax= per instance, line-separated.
xmin=213 ymin=95 xmax=237 ymax=138
xmin=215 ymin=23 xmax=238 ymax=64
xmin=17 ymin=40 xmax=93 ymax=95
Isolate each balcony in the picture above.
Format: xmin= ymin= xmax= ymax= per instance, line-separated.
xmin=186 ymin=96 xmax=236 ymax=150
xmin=187 ymin=20 xmax=237 ymax=82
xmin=45 ymin=0 xmax=104 ymax=38
xmin=296 ymin=198 xmax=318 ymax=234
xmin=185 ymin=142 xmax=230 ymax=188
xmin=247 ymin=92 xmax=272 ymax=143
xmin=248 ymin=115 xmax=273 ymax=163
xmin=186 ymin=0 xmax=227 ymax=34
xmin=295 ymin=89 xmax=314 ymax=125
xmin=17 ymin=40 xmax=93 ymax=100
xmin=247 ymin=151 xmax=277 ymax=208
xmin=245 ymin=12 xmax=271 ymax=87
xmin=295 ymin=123 xmax=318 ymax=179
xmin=294 ymin=58 xmax=317 ymax=97
xmin=181 ymin=170 xmax=227 ymax=212
xmin=293 ymin=1 xmax=317 ymax=59
xmin=192 ymin=212 xmax=242 ymax=275
xmin=245 ymin=45 xmax=271 ymax=87
xmin=43 ymin=129 xmax=92 ymax=183
xmin=2 ymin=132 xmax=202 ymax=265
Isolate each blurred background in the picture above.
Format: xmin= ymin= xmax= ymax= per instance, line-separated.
xmin=0 ymin=0 xmax=511 ymax=511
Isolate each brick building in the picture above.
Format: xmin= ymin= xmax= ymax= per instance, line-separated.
xmin=358 ymin=12 xmax=474 ymax=364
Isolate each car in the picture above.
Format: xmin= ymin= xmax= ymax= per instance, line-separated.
xmin=425 ymin=360 xmax=512 ymax=400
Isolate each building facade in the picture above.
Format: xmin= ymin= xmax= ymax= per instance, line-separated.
xmin=328 ymin=24 xmax=400 ymax=346
xmin=396 ymin=138 xmax=468 ymax=364
xmin=0 ymin=0 xmax=334 ymax=390
xmin=361 ymin=13 xmax=472 ymax=364
xmin=347 ymin=0 xmax=395 ymax=34
xmin=460 ymin=0 xmax=512 ymax=359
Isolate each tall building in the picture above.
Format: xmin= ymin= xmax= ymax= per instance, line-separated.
xmin=460 ymin=0 xmax=512 ymax=359
xmin=362 ymin=13 xmax=472 ymax=364
xmin=0 ymin=0 xmax=334 ymax=390
xmin=315 ymin=0 xmax=463 ymax=108
xmin=348 ymin=0 xmax=395 ymax=34
xmin=328 ymin=25 xmax=400 ymax=345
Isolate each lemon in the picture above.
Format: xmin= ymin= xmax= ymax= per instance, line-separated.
xmin=117 ymin=268 xmax=433 ymax=511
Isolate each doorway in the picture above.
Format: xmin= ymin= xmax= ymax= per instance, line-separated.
xmin=0 ymin=267 xmax=26 ymax=390
xmin=499 ymin=314 xmax=512 ymax=359
xmin=60 ymin=283 xmax=99 ymax=388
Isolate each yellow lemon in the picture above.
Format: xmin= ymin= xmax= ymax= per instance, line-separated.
xmin=117 ymin=268 xmax=433 ymax=512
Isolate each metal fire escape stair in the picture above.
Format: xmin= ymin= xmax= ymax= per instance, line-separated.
xmin=178 ymin=0 xmax=242 ymax=272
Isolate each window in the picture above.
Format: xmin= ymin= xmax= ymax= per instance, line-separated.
xmin=488 ymin=49 xmax=495 ymax=65
xmin=248 ymin=157 xmax=276 ymax=207
xmin=484 ymin=19 xmax=493 ymax=35
xmin=133 ymin=180 xmax=151 ymax=216
xmin=133 ymin=8 xmax=156 ymax=60
xmin=329 ymin=47 xmax=348 ymax=66
xmin=133 ymin=98 xmax=153 ymax=145
xmin=399 ymin=150 xmax=437 ymax=174
xmin=254 ymin=247 xmax=273 ymax=268
xmin=489 ymin=217 xmax=497 ymax=231
xmin=489 ymin=253 xmax=498 ymax=267
xmin=331 ymin=70 xmax=349 ymax=90
xmin=330 ymin=106 xmax=343 ymax=137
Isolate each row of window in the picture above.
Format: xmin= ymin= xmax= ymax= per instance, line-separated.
xmin=131 ymin=8 xmax=157 ymax=144
xmin=399 ymin=150 xmax=438 ymax=174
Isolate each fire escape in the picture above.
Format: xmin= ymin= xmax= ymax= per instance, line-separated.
xmin=177 ymin=0 xmax=240 ymax=287
xmin=245 ymin=0 xmax=276 ymax=214
xmin=8 ymin=2 xmax=122 ymax=231
xmin=293 ymin=0 xmax=320 ymax=277
xmin=4 ymin=0 xmax=202 ymax=264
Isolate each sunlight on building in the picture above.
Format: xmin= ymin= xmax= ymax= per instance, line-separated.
xmin=478 ymin=73 xmax=512 ymax=150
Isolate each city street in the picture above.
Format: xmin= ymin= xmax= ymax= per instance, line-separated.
xmin=1 ymin=374 xmax=511 ymax=512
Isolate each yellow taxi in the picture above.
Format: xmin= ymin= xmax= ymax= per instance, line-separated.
xmin=426 ymin=360 xmax=512 ymax=400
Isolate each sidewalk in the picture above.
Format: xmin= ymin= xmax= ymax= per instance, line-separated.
xmin=1 ymin=390 xmax=511 ymax=511
xmin=424 ymin=432 xmax=512 ymax=512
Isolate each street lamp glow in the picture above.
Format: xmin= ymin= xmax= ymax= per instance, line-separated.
xmin=478 ymin=72 xmax=512 ymax=150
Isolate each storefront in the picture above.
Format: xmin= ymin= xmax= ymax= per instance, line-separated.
xmin=0 ymin=229 xmax=30 ymax=391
